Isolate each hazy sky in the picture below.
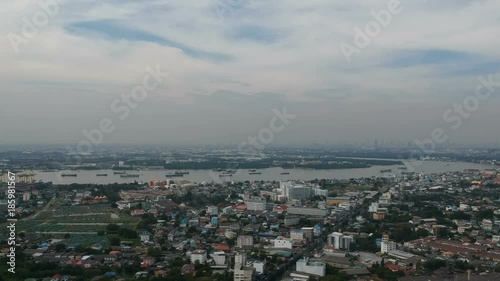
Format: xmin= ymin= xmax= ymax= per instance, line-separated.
xmin=1 ymin=0 xmax=499 ymax=146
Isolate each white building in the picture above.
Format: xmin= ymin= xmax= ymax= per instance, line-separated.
xmin=253 ymin=262 xmax=265 ymax=274
xmin=295 ymin=258 xmax=326 ymax=277
xmin=312 ymin=187 xmax=328 ymax=197
xmin=225 ymin=229 xmax=235 ymax=239
xmin=237 ymin=235 xmax=254 ymax=248
xmin=235 ymin=251 xmax=247 ymax=266
xmin=339 ymin=203 xmax=353 ymax=210
xmin=190 ymin=250 xmax=207 ymax=264
xmin=139 ymin=232 xmax=150 ymax=243
xmin=260 ymin=191 xmax=280 ymax=202
xmin=290 ymin=272 xmax=311 ymax=281
xmin=290 ymin=229 xmax=305 ymax=240
xmin=369 ymin=203 xmax=379 ymax=213
xmin=378 ymin=195 xmax=390 ymax=205
xmin=318 ymin=201 xmax=327 ymax=209
xmin=116 ymin=201 xmax=130 ymax=210
xmin=280 ymin=181 xmax=312 ymax=200
xmin=274 ymin=237 xmax=293 ymax=249
xmin=22 ymin=192 xmax=31 ymax=202
xmin=207 ymin=206 xmax=218 ymax=215
xmin=381 ymin=241 xmax=397 ymax=253
xmin=381 ymin=235 xmax=397 ymax=254
xmin=327 ymin=232 xmax=354 ymax=251
xmin=492 ymin=235 xmax=500 ymax=243
xmin=211 ymin=251 xmax=226 ymax=266
xmin=234 ymin=264 xmax=254 ymax=281
xmin=301 ymin=227 xmax=314 ymax=240
xmin=288 ymin=186 xmax=311 ymax=200
xmin=245 ymin=197 xmax=266 ymax=211
xmin=459 ymin=203 xmax=471 ymax=211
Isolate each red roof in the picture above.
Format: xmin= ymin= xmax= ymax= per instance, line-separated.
xmin=182 ymin=263 xmax=195 ymax=274
xmin=132 ymin=209 xmax=146 ymax=215
xmin=234 ymin=204 xmax=247 ymax=211
xmin=385 ymin=264 xmax=402 ymax=271
xmin=405 ymin=269 xmax=415 ymax=275
xmin=273 ymin=205 xmax=288 ymax=212
xmin=216 ymin=243 xmax=230 ymax=251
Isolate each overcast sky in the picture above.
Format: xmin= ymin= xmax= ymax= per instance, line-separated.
xmin=1 ymin=0 xmax=499 ymax=146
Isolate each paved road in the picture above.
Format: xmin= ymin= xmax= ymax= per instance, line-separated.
xmin=264 ymin=193 xmax=380 ymax=281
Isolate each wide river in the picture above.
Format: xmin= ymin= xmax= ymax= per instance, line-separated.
xmin=34 ymin=160 xmax=495 ymax=185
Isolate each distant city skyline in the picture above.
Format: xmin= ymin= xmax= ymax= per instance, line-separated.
xmin=1 ymin=1 xmax=500 ymax=145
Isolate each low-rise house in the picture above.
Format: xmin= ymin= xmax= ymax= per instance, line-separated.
xmin=154 ymin=269 xmax=167 ymax=277
xmin=181 ymin=263 xmax=195 ymax=275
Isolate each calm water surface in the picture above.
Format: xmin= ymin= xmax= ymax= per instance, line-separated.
xmin=34 ymin=160 xmax=495 ymax=184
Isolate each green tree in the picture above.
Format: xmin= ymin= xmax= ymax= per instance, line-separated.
xmin=147 ymin=247 xmax=161 ymax=257
xmin=106 ymin=223 xmax=120 ymax=233
xmin=54 ymin=243 xmax=66 ymax=252
xmin=449 ymin=211 xmax=471 ymax=220
xmin=109 ymin=235 xmax=121 ymax=246
xmin=118 ymin=227 xmax=138 ymax=239
xmin=477 ymin=209 xmax=494 ymax=220
xmin=423 ymin=259 xmax=446 ymax=271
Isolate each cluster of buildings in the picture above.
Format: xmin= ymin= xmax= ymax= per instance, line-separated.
xmin=3 ymin=166 xmax=500 ymax=280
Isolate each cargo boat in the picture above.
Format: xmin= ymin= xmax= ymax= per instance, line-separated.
xmin=120 ymin=174 xmax=140 ymax=178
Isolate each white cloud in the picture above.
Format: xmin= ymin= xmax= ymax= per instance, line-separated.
xmin=1 ymin=0 xmax=499 ymax=145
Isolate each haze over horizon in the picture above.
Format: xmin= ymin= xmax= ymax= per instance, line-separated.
xmin=1 ymin=0 xmax=500 ymax=146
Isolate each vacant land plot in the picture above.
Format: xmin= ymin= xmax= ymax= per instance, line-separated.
xmin=16 ymin=203 xmax=140 ymax=233
xmin=66 ymin=234 xmax=110 ymax=247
